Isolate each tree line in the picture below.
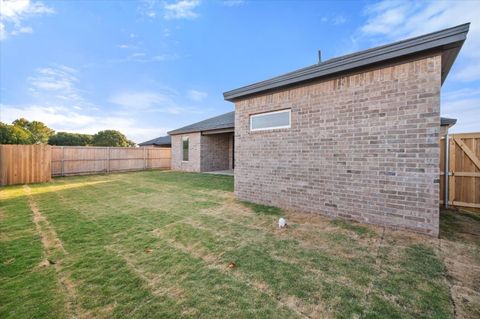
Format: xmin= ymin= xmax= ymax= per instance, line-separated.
xmin=0 ymin=118 xmax=136 ymax=147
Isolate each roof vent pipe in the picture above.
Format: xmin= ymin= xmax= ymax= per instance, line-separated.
xmin=318 ymin=50 xmax=322 ymax=63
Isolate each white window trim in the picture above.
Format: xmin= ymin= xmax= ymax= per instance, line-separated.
xmin=250 ymin=109 xmax=291 ymax=132
xmin=182 ymin=136 xmax=189 ymax=162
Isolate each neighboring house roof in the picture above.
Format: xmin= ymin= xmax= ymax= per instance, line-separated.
xmin=440 ymin=117 xmax=457 ymax=127
xmin=168 ymin=111 xmax=235 ymax=135
xmin=138 ymin=135 xmax=171 ymax=146
xmin=224 ymin=23 xmax=469 ymax=102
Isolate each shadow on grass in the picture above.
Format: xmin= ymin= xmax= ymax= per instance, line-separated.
xmin=440 ymin=208 xmax=480 ymax=246
xmin=240 ymin=201 xmax=282 ymax=216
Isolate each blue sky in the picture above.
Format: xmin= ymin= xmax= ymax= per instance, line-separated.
xmin=0 ymin=0 xmax=479 ymax=142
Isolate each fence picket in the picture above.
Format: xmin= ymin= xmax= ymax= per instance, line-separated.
xmin=0 ymin=145 xmax=171 ymax=185
xmin=440 ymin=132 xmax=480 ymax=211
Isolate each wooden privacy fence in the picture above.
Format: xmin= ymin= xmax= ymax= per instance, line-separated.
xmin=0 ymin=144 xmax=51 ymax=186
xmin=440 ymin=132 xmax=480 ymax=210
xmin=0 ymin=145 xmax=171 ymax=185
xmin=51 ymin=146 xmax=171 ymax=176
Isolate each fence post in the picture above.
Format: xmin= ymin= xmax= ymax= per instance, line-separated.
xmin=107 ymin=147 xmax=110 ymax=173
xmin=444 ymin=134 xmax=449 ymax=208
xmin=143 ymin=147 xmax=147 ymax=170
xmin=61 ymin=146 xmax=65 ymax=177
xmin=449 ymin=136 xmax=456 ymax=206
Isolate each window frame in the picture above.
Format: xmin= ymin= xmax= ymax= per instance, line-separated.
xmin=182 ymin=136 xmax=189 ymax=162
xmin=249 ymin=109 xmax=291 ymax=132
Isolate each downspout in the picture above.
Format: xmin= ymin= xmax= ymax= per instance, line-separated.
xmin=444 ymin=133 xmax=449 ymax=208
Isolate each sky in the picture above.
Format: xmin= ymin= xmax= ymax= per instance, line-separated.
xmin=0 ymin=0 xmax=479 ymax=143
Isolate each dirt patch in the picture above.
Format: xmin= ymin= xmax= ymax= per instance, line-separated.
xmin=3 ymin=258 xmax=15 ymax=265
xmin=25 ymin=186 xmax=65 ymax=255
xmin=284 ymin=295 xmax=330 ymax=319
xmin=88 ymin=302 xmax=118 ymax=319
xmin=166 ymin=239 xmax=222 ymax=265
xmin=439 ymin=238 xmax=480 ymax=319
xmin=201 ymin=195 xmax=256 ymax=218
xmin=451 ymin=286 xmax=480 ymax=319
xmin=437 ymin=209 xmax=480 ymax=319
xmin=23 ymin=185 xmax=85 ymax=319
xmin=36 ymin=258 xmax=52 ymax=269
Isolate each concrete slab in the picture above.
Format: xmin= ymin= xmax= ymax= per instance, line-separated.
xmin=204 ymin=169 xmax=234 ymax=176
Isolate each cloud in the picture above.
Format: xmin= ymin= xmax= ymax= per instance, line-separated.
xmin=0 ymin=0 xmax=54 ymax=40
xmin=187 ymin=89 xmax=207 ymax=101
xmin=29 ymin=66 xmax=78 ymax=91
xmin=138 ymin=0 xmax=160 ymax=18
xmin=164 ymin=0 xmax=200 ymax=20
xmin=352 ymin=1 xmax=480 ymax=132
xmin=138 ymin=0 xmax=200 ymax=20
xmin=11 ymin=26 xmax=32 ymax=35
xmin=1 ymin=105 xmax=95 ymax=127
xmin=441 ymin=88 xmax=480 ymax=133
xmin=26 ymin=65 xmax=93 ymax=111
xmin=0 ymin=103 xmax=171 ymax=142
xmin=113 ymin=40 xmax=177 ymax=64
xmin=222 ymin=0 xmax=245 ymax=7
xmin=109 ymin=91 xmax=172 ymax=110
xmin=1 ymin=66 xmax=183 ymax=143
xmin=356 ymin=0 xmax=480 ymax=81
xmin=108 ymin=90 xmax=204 ymax=115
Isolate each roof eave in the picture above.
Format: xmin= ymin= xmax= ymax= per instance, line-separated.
xmin=224 ymin=23 xmax=469 ymax=102
xmin=168 ymin=125 xmax=234 ymax=136
xmin=440 ymin=117 xmax=457 ymax=127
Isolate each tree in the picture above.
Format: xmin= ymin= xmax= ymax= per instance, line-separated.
xmin=48 ymin=132 xmax=93 ymax=146
xmin=12 ymin=118 xmax=54 ymax=144
xmin=0 ymin=122 xmax=34 ymax=144
xmin=92 ymin=130 xmax=136 ymax=147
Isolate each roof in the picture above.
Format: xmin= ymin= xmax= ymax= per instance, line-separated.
xmin=138 ymin=135 xmax=171 ymax=146
xmin=168 ymin=111 xmax=235 ymax=135
xmin=440 ymin=117 xmax=457 ymax=127
xmin=224 ymin=23 xmax=469 ymax=102
xmin=168 ymin=112 xmax=455 ymax=135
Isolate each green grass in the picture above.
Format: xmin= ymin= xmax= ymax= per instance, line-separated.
xmin=0 ymin=171 xmax=461 ymax=318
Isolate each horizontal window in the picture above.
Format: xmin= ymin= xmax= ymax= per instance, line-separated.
xmin=250 ymin=109 xmax=291 ymax=131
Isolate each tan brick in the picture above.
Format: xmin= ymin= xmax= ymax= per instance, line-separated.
xmin=234 ymin=55 xmax=442 ymax=236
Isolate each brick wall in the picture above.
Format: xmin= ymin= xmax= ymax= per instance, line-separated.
xmin=171 ymin=133 xmax=201 ymax=172
xmin=201 ymin=133 xmax=232 ymax=171
xmin=234 ymin=55 xmax=442 ymax=236
xmin=171 ymin=132 xmax=233 ymax=172
xmin=229 ymin=134 xmax=234 ymax=169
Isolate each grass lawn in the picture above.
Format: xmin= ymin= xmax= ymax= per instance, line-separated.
xmin=1 ymin=171 xmax=479 ymax=318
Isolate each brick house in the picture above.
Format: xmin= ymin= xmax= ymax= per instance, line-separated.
xmin=168 ymin=112 xmax=234 ymax=172
xmin=170 ymin=24 xmax=469 ymax=236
